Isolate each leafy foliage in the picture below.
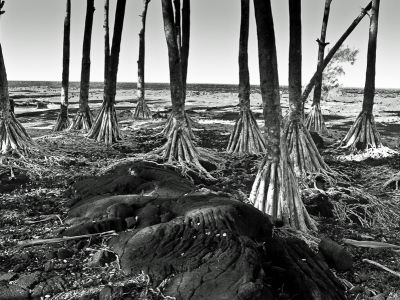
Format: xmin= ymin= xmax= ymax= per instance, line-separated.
xmin=322 ymin=45 xmax=358 ymax=99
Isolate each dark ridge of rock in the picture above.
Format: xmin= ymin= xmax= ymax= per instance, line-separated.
xmin=63 ymin=161 xmax=346 ymax=300
xmin=69 ymin=160 xmax=194 ymax=207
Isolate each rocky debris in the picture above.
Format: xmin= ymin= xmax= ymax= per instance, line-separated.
xmin=31 ymin=276 xmax=67 ymax=298
xmin=0 ymin=282 xmax=28 ymax=300
xmin=14 ymin=271 xmax=42 ymax=289
xmin=0 ymin=272 xmax=17 ymax=282
xmin=319 ymin=238 xmax=353 ymax=271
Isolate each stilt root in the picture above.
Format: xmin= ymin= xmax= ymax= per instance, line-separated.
xmin=133 ymin=98 xmax=152 ymax=120
xmin=284 ymin=119 xmax=332 ymax=179
xmin=227 ymin=109 xmax=266 ymax=155
xmin=305 ymin=104 xmax=328 ymax=135
xmin=340 ymin=111 xmax=382 ymax=151
xmin=69 ymin=109 xmax=94 ymax=132
xmin=249 ymin=140 xmax=317 ymax=232
xmin=87 ymin=104 xmax=121 ymax=145
xmin=0 ymin=113 xmax=33 ymax=154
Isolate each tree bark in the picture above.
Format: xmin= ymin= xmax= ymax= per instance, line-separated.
xmin=253 ymin=0 xmax=280 ymax=151
xmin=288 ymin=0 xmax=302 ymax=120
xmin=238 ymin=0 xmax=250 ymax=110
xmin=362 ymin=0 xmax=379 ymax=114
xmin=87 ymin=0 xmax=126 ymax=144
xmin=181 ymin=0 xmax=190 ymax=98
xmin=137 ymin=0 xmax=150 ymax=101
xmin=0 ymin=44 xmax=10 ymax=118
xmin=79 ymin=0 xmax=94 ymax=113
xmin=54 ymin=0 xmax=71 ymax=131
xmin=105 ymin=0 xmax=126 ymax=106
xmin=104 ymin=0 xmax=110 ymax=91
xmin=301 ymin=1 xmax=372 ymax=104
xmin=162 ymin=0 xmax=184 ymax=119
xmin=312 ymin=0 xmax=332 ymax=106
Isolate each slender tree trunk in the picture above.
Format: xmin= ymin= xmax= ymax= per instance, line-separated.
xmin=312 ymin=0 xmax=332 ymax=106
xmin=104 ymin=0 xmax=110 ymax=92
xmin=158 ymin=0 xmax=217 ymax=178
xmin=71 ymin=0 xmax=95 ymax=131
xmin=251 ymin=0 xmax=315 ymax=232
xmin=238 ymin=0 xmax=250 ymax=110
xmin=134 ymin=0 xmax=152 ymax=119
xmin=181 ymin=0 xmax=190 ymax=98
xmin=226 ymin=0 xmax=266 ymax=154
xmin=0 ymin=45 xmax=9 ymax=118
xmin=162 ymin=0 xmax=184 ymax=119
xmin=136 ymin=0 xmax=150 ymax=101
xmin=288 ymin=0 xmax=302 ymax=121
xmin=341 ymin=0 xmax=382 ymax=151
xmin=54 ymin=0 xmax=71 ymax=131
xmin=88 ymin=0 xmax=126 ymax=144
xmin=301 ymin=1 xmax=372 ymax=104
xmin=285 ymin=0 xmax=332 ymax=178
xmin=362 ymin=0 xmax=379 ymax=114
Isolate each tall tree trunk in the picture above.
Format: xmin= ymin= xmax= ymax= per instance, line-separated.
xmin=157 ymin=0 xmax=217 ymax=178
xmin=250 ymin=0 xmax=315 ymax=232
xmin=341 ymin=0 xmax=382 ymax=150
xmin=288 ymin=0 xmax=302 ymax=121
xmin=285 ymin=0 xmax=332 ymax=179
xmin=312 ymin=0 xmax=332 ymax=106
xmin=71 ymin=0 xmax=95 ymax=131
xmin=133 ymin=0 xmax=152 ymax=119
xmin=305 ymin=0 xmax=332 ymax=135
xmin=226 ymin=0 xmax=265 ymax=154
xmin=362 ymin=0 xmax=379 ymax=115
xmin=301 ymin=1 xmax=372 ymax=104
xmin=181 ymin=0 xmax=190 ymax=98
xmin=0 ymin=5 xmax=32 ymax=154
xmin=54 ymin=0 xmax=71 ymax=132
xmin=104 ymin=0 xmax=110 ymax=86
xmin=88 ymin=0 xmax=126 ymax=144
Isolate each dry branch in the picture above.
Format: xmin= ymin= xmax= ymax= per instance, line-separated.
xmin=363 ymin=259 xmax=400 ymax=278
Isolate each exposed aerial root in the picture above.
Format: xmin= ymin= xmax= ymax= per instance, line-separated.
xmin=161 ymin=112 xmax=195 ymax=139
xmin=87 ymin=104 xmax=121 ymax=145
xmin=340 ymin=111 xmax=382 ymax=151
xmin=155 ymin=117 xmax=217 ymax=180
xmin=284 ymin=119 xmax=333 ymax=179
xmin=53 ymin=113 xmax=71 ymax=132
xmin=227 ymin=109 xmax=266 ymax=155
xmin=133 ymin=98 xmax=152 ymax=120
xmin=69 ymin=109 xmax=94 ymax=132
xmin=305 ymin=104 xmax=328 ymax=135
xmin=250 ymin=140 xmax=317 ymax=232
xmin=0 ymin=113 xmax=33 ymax=154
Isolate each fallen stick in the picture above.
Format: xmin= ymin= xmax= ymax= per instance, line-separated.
xmin=363 ymin=259 xmax=400 ymax=278
xmin=343 ymin=239 xmax=400 ymax=249
xmin=24 ymin=214 xmax=64 ymax=225
xmin=18 ymin=230 xmax=117 ymax=248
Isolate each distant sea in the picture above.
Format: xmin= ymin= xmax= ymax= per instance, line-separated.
xmin=8 ymin=81 xmax=400 ymax=95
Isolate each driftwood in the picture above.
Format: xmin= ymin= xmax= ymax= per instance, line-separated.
xmin=363 ymin=259 xmax=400 ymax=278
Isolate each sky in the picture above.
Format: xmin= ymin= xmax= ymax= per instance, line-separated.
xmin=0 ymin=0 xmax=399 ymax=88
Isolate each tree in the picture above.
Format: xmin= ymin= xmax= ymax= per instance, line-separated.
xmin=157 ymin=0 xmax=214 ymax=177
xmin=250 ymin=0 xmax=315 ymax=231
xmin=283 ymin=0 xmax=331 ymax=178
xmin=306 ymin=46 xmax=359 ymax=134
xmin=0 ymin=1 xmax=32 ymax=154
xmin=226 ymin=0 xmax=265 ymax=155
xmin=87 ymin=0 xmax=127 ymax=144
xmin=53 ymin=0 xmax=71 ymax=132
xmin=304 ymin=0 xmax=332 ymax=135
xmin=301 ymin=1 xmax=372 ymax=104
xmin=133 ymin=0 xmax=152 ymax=119
xmin=160 ymin=0 xmax=196 ymax=137
xmin=70 ymin=0 xmax=95 ymax=131
xmin=341 ymin=0 xmax=382 ymax=150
